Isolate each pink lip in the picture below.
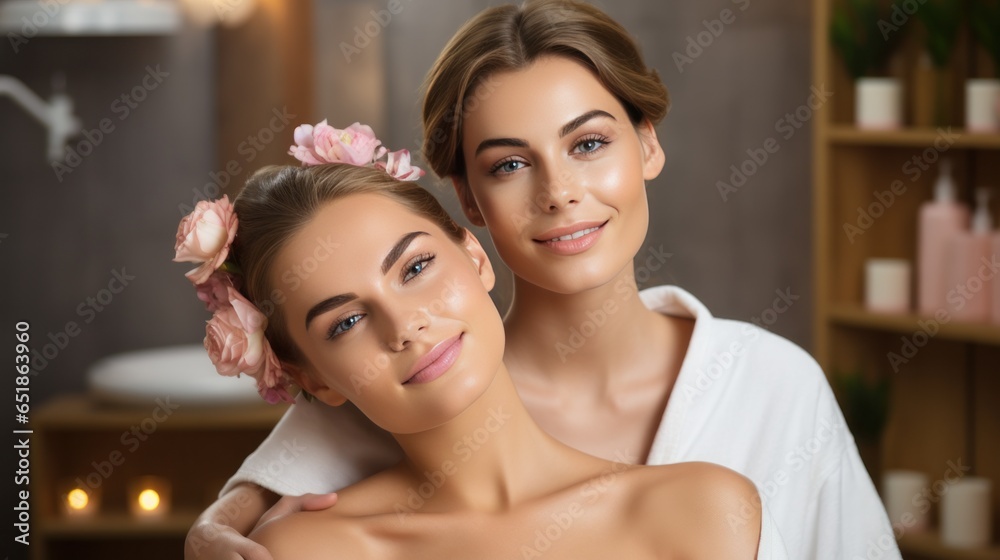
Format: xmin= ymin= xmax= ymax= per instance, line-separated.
xmin=533 ymin=220 xmax=608 ymax=256
xmin=403 ymin=333 xmax=464 ymax=385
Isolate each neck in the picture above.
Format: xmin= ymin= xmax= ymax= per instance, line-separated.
xmin=391 ymin=364 xmax=597 ymax=512
xmin=502 ymin=264 xmax=668 ymax=383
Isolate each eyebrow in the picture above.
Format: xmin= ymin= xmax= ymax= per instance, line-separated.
xmin=303 ymin=231 xmax=429 ymax=331
xmin=474 ymin=110 xmax=617 ymax=156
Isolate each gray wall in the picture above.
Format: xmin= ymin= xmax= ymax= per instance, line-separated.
xmin=1 ymin=0 xmax=814 ymax=405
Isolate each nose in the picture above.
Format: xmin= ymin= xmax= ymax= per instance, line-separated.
xmin=387 ymin=306 xmax=429 ymax=352
xmin=536 ymin=158 xmax=583 ymax=213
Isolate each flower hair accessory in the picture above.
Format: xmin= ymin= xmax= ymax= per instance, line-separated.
xmin=288 ymin=120 xmax=425 ymax=180
xmin=174 ymin=196 xmax=294 ymax=404
xmin=175 ymin=120 xmax=423 ymax=404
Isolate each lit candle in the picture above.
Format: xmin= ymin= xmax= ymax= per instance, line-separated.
xmin=59 ymin=482 xmax=98 ymax=518
xmin=128 ymin=476 xmax=171 ymax=519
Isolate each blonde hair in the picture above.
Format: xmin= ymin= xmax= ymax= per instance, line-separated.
xmin=232 ymin=164 xmax=464 ymax=363
xmin=421 ymin=0 xmax=669 ymax=180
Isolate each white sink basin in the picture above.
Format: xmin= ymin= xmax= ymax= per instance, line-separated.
xmin=87 ymin=345 xmax=262 ymax=406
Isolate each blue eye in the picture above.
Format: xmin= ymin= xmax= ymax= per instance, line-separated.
xmin=402 ymin=254 xmax=435 ymax=283
xmin=574 ymin=136 xmax=609 ymax=155
xmin=490 ymin=158 xmax=526 ymax=176
xmin=327 ymin=314 xmax=363 ymax=340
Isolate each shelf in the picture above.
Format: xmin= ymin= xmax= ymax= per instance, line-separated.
xmin=899 ymin=530 xmax=1000 ymax=560
xmin=826 ymin=305 xmax=1000 ymax=347
xmin=36 ymin=394 xmax=289 ymax=430
xmin=826 ymin=126 xmax=1000 ymax=149
xmin=39 ymin=511 xmax=199 ymax=539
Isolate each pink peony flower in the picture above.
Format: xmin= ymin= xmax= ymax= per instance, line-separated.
xmin=377 ymin=149 xmax=425 ymax=181
xmin=203 ymin=287 xmax=268 ymax=378
xmin=289 ymin=120 xmax=387 ymax=166
xmin=174 ymin=196 xmax=238 ymax=285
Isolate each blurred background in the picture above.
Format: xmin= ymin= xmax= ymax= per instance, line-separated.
xmin=2 ymin=0 xmax=998 ymax=558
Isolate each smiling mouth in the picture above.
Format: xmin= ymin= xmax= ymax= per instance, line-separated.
xmin=402 ymin=333 xmax=464 ymax=385
xmin=533 ymin=220 xmax=609 ymax=243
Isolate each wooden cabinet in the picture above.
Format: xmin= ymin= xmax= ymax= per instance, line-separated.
xmin=31 ymin=395 xmax=286 ymax=560
xmin=812 ymin=1 xmax=1000 ymax=558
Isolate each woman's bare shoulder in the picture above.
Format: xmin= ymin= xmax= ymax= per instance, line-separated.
xmin=630 ymin=462 xmax=761 ymax=559
xmin=249 ymin=466 xmax=413 ymax=559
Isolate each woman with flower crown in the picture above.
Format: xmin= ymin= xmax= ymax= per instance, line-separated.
xmin=185 ymin=1 xmax=896 ymax=559
xmin=175 ymin=121 xmax=781 ymax=558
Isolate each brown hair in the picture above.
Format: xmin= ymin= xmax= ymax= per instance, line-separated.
xmin=231 ymin=164 xmax=465 ymax=364
xmin=421 ymin=0 xmax=670 ymax=180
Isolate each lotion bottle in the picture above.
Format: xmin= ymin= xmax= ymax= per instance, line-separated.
xmin=994 ymin=225 xmax=1000 ymax=325
xmin=948 ymin=188 xmax=993 ymax=323
xmin=918 ymin=159 xmax=969 ymax=316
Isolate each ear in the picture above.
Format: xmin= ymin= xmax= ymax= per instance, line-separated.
xmin=451 ymin=176 xmax=486 ymax=227
xmin=461 ymin=228 xmax=495 ymax=292
xmin=636 ymin=119 xmax=665 ymax=181
xmin=282 ymin=362 xmax=348 ymax=407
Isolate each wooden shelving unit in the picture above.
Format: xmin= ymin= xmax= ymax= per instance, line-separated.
xmin=812 ymin=1 xmax=1000 ymax=559
xmin=32 ymin=395 xmax=288 ymax=560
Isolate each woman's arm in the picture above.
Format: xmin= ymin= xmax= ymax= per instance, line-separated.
xmin=185 ymin=482 xmax=277 ymax=560
xmin=185 ymin=484 xmax=340 ymax=560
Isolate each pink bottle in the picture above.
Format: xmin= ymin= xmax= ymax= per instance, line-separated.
xmin=918 ymin=159 xmax=969 ymax=316
xmin=948 ymin=188 xmax=993 ymax=323
xmin=994 ymin=233 xmax=1000 ymax=325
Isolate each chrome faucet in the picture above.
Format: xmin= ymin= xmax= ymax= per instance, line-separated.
xmin=0 ymin=74 xmax=81 ymax=162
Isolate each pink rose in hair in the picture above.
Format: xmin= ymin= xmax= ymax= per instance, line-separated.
xmin=203 ymin=288 xmax=268 ymax=377
xmin=290 ymin=120 xmax=387 ymax=166
xmin=174 ymin=196 xmax=238 ymax=285
xmin=377 ymin=149 xmax=425 ymax=181
xmin=196 ymin=271 xmax=238 ymax=312
xmin=257 ymin=347 xmax=294 ymax=404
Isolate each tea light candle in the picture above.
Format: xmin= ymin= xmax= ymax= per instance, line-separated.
xmin=942 ymin=477 xmax=993 ymax=548
xmin=882 ymin=470 xmax=929 ymax=533
xmin=865 ymin=259 xmax=911 ymax=313
xmin=60 ymin=483 xmax=99 ymax=518
xmin=128 ymin=476 xmax=171 ymax=519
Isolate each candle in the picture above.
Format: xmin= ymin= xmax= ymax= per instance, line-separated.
xmin=59 ymin=480 xmax=99 ymax=518
xmin=882 ymin=470 xmax=929 ymax=533
xmin=865 ymin=259 xmax=911 ymax=314
xmin=942 ymin=477 xmax=993 ymax=548
xmin=128 ymin=476 xmax=171 ymax=519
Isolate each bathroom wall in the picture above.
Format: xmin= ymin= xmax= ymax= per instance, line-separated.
xmin=1 ymin=0 xmax=814 ymax=406
xmin=0 ymin=25 xmax=217 ymax=404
